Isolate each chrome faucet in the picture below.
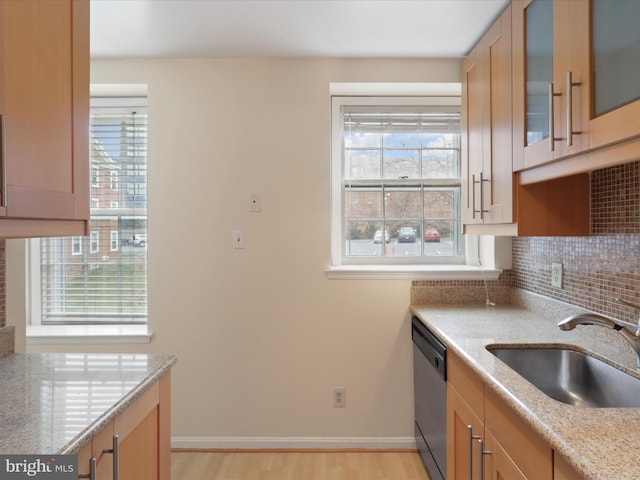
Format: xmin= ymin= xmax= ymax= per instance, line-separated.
xmin=558 ymin=299 xmax=640 ymax=368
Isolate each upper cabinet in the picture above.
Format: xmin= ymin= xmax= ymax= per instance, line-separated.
xmin=513 ymin=0 xmax=640 ymax=179
xmin=0 ymin=0 xmax=89 ymax=238
xmin=462 ymin=5 xmax=514 ymax=226
xmin=512 ymin=0 xmax=590 ymax=170
xmin=462 ymin=1 xmax=591 ymax=236
xmin=589 ymin=0 xmax=640 ymax=149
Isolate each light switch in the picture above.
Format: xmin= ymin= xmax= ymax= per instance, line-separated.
xmin=233 ymin=230 xmax=245 ymax=249
xmin=249 ymin=193 xmax=261 ymax=212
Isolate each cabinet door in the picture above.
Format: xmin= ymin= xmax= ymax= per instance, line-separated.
xmin=484 ymin=388 xmax=552 ymax=479
xmin=461 ymin=46 xmax=483 ymax=225
xmin=481 ymin=5 xmax=512 ymax=224
xmin=1 ymin=0 xmax=89 ymax=225
xmin=512 ymin=0 xmax=589 ymax=170
xmin=589 ymin=0 xmax=640 ymax=149
xmin=76 ymin=441 xmax=93 ymax=479
xmin=447 ymin=384 xmax=484 ymax=480
xmin=483 ymin=430 xmax=527 ymax=480
xmin=462 ymin=5 xmax=513 ymax=226
xmin=554 ymin=452 xmax=584 ymax=480
xmin=119 ymin=407 xmax=159 ymax=480
xmin=92 ymin=421 xmax=115 ymax=480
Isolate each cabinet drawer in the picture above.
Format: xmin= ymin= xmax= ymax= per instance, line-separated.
xmin=484 ymin=387 xmax=552 ymax=479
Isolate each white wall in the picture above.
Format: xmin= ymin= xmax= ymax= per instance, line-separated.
xmin=23 ymin=57 xmax=461 ymax=446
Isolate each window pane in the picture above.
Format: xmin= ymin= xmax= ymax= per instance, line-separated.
xmin=383 ymin=150 xmax=420 ymax=179
xmin=345 ymin=150 xmax=381 ymax=179
xmin=385 ymin=187 xmax=421 ymax=219
xmin=344 ymin=188 xmax=383 ymax=220
xmin=344 ymin=130 xmax=381 ymax=148
xmin=423 ymin=220 xmax=459 ymax=256
xmin=40 ymin=100 xmax=147 ymax=324
xmin=345 ymin=221 xmax=385 ymax=257
xmin=383 ymin=132 xmax=420 ymax=148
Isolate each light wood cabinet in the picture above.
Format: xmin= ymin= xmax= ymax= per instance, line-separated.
xmin=447 ymin=351 xmax=486 ymax=480
xmin=0 ymin=0 xmax=89 ymax=238
xmin=512 ymin=0 xmax=640 ymax=181
xmin=512 ymin=0 xmax=590 ymax=171
xmin=462 ymin=5 xmax=513 ymax=227
xmin=462 ymin=2 xmax=590 ymax=236
xmin=447 ymin=351 xmax=553 ymax=480
xmin=554 ymin=452 xmax=584 ymax=480
xmin=77 ymin=373 xmax=171 ymax=480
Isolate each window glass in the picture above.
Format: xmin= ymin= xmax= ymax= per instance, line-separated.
xmin=38 ymin=97 xmax=148 ymax=324
xmin=335 ymin=98 xmax=463 ymax=264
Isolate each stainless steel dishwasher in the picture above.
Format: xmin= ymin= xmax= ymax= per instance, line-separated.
xmin=412 ymin=316 xmax=447 ymax=480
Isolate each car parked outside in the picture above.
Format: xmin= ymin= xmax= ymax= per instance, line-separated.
xmin=398 ymin=226 xmax=416 ymax=243
xmin=373 ymin=229 xmax=390 ymax=243
xmin=424 ymin=227 xmax=441 ymax=242
xmin=132 ymin=234 xmax=147 ymax=247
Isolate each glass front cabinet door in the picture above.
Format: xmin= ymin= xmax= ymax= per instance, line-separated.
xmin=589 ymin=0 xmax=640 ymax=149
xmin=514 ymin=0 xmax=640 ymax=171
xmin=512 ymin=0 xmax=589 ymax=171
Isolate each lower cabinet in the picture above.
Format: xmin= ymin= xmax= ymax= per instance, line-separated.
xmin=447 ymin=351 xmax=554 ymax=480
xmin=77 ymin=372 xmax=171 ymax=480
xmin=554 ymin=452 xmax=583 ymax=480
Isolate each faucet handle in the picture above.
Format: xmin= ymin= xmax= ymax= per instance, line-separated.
xmin=617 ymin=298 xmax=640 ymax=310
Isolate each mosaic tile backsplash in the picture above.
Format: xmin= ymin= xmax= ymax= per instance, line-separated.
xmin=415 ymin=160 xmax=640 ymax=326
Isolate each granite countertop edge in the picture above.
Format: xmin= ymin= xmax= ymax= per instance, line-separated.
xmin=58 ymin=354 xmax=177 ymax=454
xmin=410 ymin=292 xmax=640 ymax=480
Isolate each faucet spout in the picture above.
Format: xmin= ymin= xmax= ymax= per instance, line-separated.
xmin=558 ymin=313 xmax=620 ymax=331
xmin=558 ymin=313 xmax=640 ymax=368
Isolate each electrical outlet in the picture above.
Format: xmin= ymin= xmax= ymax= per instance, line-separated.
xmin=551 ymin=262 xmax=563 ymax=288
xmin=332 ymin=387 xmax=346 ymax=408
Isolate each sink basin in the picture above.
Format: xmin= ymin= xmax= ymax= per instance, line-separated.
xmin=487 ymin=346 xmax=640 ymax=408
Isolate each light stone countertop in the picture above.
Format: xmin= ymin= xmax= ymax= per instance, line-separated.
xmin=411 ymin=290 xmax=640 ymax=480
xmin=0 ymin=352 xmax=176 ymax=454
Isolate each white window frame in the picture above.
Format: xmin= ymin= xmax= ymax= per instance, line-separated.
xmin=90 ymin=231 xmax=99 ymax=253
xmin=110 ymin=170 xmax=119 ymax=190
xmin=110 ymin=231 xmax=119 ymax=251
xmin=327 ymin=85 xmax=503 ymax=280
xmin=24 ymin=85 xmax=152 ymax=344
xmin=71 ymin=236 xmax=83 ymax=256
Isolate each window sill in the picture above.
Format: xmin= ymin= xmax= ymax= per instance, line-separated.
xmin=27 ymin=324 xmax=153 ymax=345
xmin=325 ymin=265 xmax=502 ymax=280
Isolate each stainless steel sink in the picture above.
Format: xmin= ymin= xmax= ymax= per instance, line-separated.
xmin=487 ymin=346 xmax=640 ymax=408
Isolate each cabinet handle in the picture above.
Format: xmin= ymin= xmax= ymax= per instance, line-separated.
xmin=467 ymin=425 xmax=482 ymax=480
xmin=477 ymin=438 xmax=492 ymax=480
xmin=0 ymin=114 xmax=6 ymax=207
xmin=471 ymin=173 xmax=490 ymax=220
xmin=566 ymin=71 xmax=581 ymax=147
xmin=78 ymin=457 xmax=96 ymax=480
xmin=102 ymin=434 xmax=120 ymax=480
xmin=471 ymin=175 xmax=477 ymax=220
xmin=548 ymin=83 xmax=562 ymax=151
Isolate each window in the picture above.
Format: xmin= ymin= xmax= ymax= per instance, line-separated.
xmin=110 ymin=231 xmax=119 ymax=251
xmin=110 ymin=171 xmax=119 ymax=190
xmin=35 ymin=96 xmax=148 ymax=325
xmin=71 ymin=237 xmax=82 ymax=256
xmin=331 ymin=96 xmax=463 ymax=267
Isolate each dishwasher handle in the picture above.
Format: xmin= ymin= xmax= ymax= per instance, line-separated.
xmin=412 ymin=317 xmax=447 ymax=381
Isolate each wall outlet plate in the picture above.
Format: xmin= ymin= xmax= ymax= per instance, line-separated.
xmin=551 ymin=262 xmax=563 ymax=288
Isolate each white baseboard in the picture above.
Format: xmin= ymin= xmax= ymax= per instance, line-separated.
xmin=172 ymin=436 xmax=417 ymax=450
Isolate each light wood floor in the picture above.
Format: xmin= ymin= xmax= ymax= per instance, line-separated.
xmin=171 ymin=451 xmax=431 ymax=480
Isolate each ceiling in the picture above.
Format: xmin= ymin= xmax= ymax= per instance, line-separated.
xmin=90 ymin=0 xmax=511 ymax=59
